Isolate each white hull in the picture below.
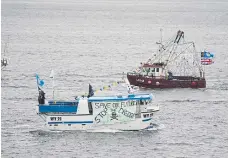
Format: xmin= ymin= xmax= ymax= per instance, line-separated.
xmin=42 ymin=115 xmax=153 ymax=131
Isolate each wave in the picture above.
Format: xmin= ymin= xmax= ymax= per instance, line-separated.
xmin=161 ymin=100 xmax=227 ymax=103
xmin=29 ymin=129 xmax=63 ymax=136
xmin=1 ymin=85 xmax=30 ymax=89
xmin=1 ymin=97 xmax=35 ymax=101
xmin=64 ymin=73 xmax=122 ymax=78
xmin=86 ymin=128 xmax=123 ymax=133
xmin=166 ymin=99 xmax=199 ymax=103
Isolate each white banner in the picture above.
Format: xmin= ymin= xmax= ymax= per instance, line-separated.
xmin=92 ymin=100 xmax=137 ymax=124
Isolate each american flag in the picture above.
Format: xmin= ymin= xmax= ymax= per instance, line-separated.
xmin=201 ymin=58 xmax=213 ymax=65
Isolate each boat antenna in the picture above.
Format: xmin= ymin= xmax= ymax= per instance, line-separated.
xmin=155 ymin=28 xmax=165 ymax=63
xmin=160 ymin=28 xmax=163 ymax=46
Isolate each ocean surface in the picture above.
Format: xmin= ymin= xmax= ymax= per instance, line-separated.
xmin=1 ymin=0 xmax=228 ymax=157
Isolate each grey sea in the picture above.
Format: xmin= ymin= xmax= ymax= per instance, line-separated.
xmin=1 ymin=0 xmax=228 ymax=157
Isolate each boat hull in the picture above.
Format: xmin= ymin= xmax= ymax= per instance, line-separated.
xmin=127 ymin=74 xmax=206 ymax=88
xmin=43 ymin=115 xmax=154 ymax=131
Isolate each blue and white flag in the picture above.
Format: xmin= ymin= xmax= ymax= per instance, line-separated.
xmin=201 ymin=51 xmax=214 ymax=58
xmin=35 ymin=74 xmax=44 ymax=87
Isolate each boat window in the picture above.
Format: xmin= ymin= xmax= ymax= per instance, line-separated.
xmin=49 ymin=124 xmax=52 ymax=126
xmin=68 ymin=124 xmax=71 ymax=126
xmin=143 ymin=114 xmax=147 ymax=118
xmin=145 ymin=67 xmax=149 ymax=72
xmin=156 ymin=68 xmax=159 ymax=72
xmin=140 ymin=100 xmax=144 ymax=105
xmin=150 ymin=113 xmax=153 ymax=117
xmin=142 ymin=68 xmax=146 ymax=72
xmin=54 ymin=124 xmax=58 ymax=126
xmin=146 ymin=114 xmax=150 ymax=117
xmin=151 ymin=68 xmax=155 ymax=72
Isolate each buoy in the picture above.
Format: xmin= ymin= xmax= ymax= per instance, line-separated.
xmin=156 ymin=82 xmax=160 ymax=85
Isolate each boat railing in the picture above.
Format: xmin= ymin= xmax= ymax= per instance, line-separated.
xmin=48 ymin=101 xmax=78 ymax=106
xmin=168 ymin=76 xmax=202 ymax=81
xmin=128 ymin=73 xmax=204 ymax=81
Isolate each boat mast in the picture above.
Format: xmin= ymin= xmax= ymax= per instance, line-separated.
xmin=50 ymin=70 xmax=55 ymax=100
xmin=165 ymin=30 xmax=184 ymax=66
xmin=160 ymin=28 xmax=163 ymax=63
xmin=203 ymin=64 xmax=206 ymax=78
xmin=158 ymin=28 xmax=163 ymax=63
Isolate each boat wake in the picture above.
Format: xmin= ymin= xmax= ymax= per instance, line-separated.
xmin=29 ymin=129 xmax=64 ymax=136
xmin=13 ymin=124 xmax=30 ymax=129
xmin=86 ymin=123 xmax=165 ymax=133
xmin=86 ymin=128 xmax=123 ymax=133
xmin=145 ymin=123 xmax=165 ymax=131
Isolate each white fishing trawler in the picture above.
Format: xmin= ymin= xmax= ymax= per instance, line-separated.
xmin=35 ymin=73 xmax=159 ymax=131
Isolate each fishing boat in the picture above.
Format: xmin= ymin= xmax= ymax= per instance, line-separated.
xmin=127 ymin=30 xmax=214 ymax=89
xmin=35 ymin=74 xmax=159 ymax=131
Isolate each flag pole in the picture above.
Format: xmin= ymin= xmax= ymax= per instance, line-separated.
xmin=52 ymin=76 xmax=55 ymax=101
xmin=50 ymin=70 xmax=55 ymax=101
xmin=35 ymin=74 xmax=39 ymax=92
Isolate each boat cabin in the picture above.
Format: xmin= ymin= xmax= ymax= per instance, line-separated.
xmin=139 ymin=63 xmax=166 ymax=77
xmin=36 ymin=92 xmax=154 ymax=120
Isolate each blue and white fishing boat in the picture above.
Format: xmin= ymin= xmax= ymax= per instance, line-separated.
xmin=35 ymin=74 xmax=159 ymax=131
